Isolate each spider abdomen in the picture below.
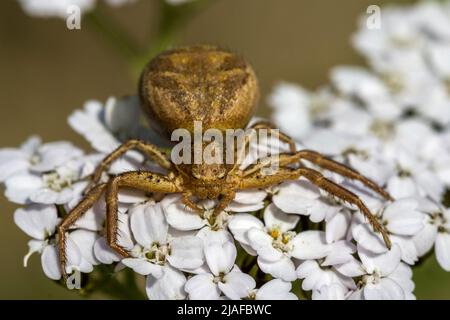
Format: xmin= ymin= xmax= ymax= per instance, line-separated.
xmin=139 ymin=45 xmax=259 ymax=136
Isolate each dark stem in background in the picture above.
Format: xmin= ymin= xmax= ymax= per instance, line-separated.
xmin=85 ymin=9 xmax=141 ymax=63
xmin=81 ymin=266 xmax=147 ymax=300
xmin=85 ymin=0 xmax=215 ymax=80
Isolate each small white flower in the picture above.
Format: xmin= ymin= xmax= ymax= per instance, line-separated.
xmin=413 ymin=199 xmax=450 ymax=271
xmin=146 ymin=265 xmax=187 ymax=300
xmin=297 ymin=260 xmax=356 ymax=293
xmin=122 ymin=201 xmax=204 ymax=277
xmin=267 ymin=83 xmax=314 ymax=141
xmin=0 ymin=136 xmax=83 ymax=182
xmin=248 ymin=279 xmax=297 ymax=300
xmin=161 ymin=191 xmax=265 ymax=232
xmin=351 ymin=198 xmax=425 ymax=265
xmin=14 ymin=204 xmax=95 ymax=279
xmin=230 ymin=204 xmax=344 ymax=281
xmin=69 ymin=96 xmax=165 ymax=154
xmin=5 ymin=165 xmax=85 ymax=205
xmin=341 ymin=244 xmax=414 ymax=300
xmin=185 ymin=238 xmax=255 ymax=300
xmin=272 ymin=180 xmax=340 ymax=223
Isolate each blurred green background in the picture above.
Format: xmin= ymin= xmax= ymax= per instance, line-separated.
xmin=0 ymin=0 xmax=448 ymax=299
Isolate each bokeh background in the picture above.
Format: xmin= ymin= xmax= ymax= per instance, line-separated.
xmin=0 ymin=0 xmax=449 ymax=299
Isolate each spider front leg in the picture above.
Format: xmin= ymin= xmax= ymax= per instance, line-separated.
xmin=181 ymin=192 xmax=203 ymax=213
xmin=104 ymin=171 xmax=179 ymax=257
xmin=287 ymin=150 xmax=393 ymax=201
xmin=213 ymin=191 xmax=236 ymax=215
xmin=239 ymin=167 xmax=392 ymax=249
xmin=86 ymin=140 xmax=172 ymax=193
xmin=229 ymin=121 xmax=297 ymax=174
xmin=249 ymin=121 xmax=297 ymax=153
xmin=244 ymin=150 xmax=393 ymax=201
xmin=58 ymin=171 xmax=179 ymax=281
xmin=58 ymin=184 xmax=107 ymax=280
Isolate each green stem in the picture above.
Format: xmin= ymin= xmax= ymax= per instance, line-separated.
xmin=85 ymin=8 xmax=141 ymax=64
xmin=131 ymin=0 xmax=215 ymax=76
xmin=78 ymin=265 xmax=146 ymax=300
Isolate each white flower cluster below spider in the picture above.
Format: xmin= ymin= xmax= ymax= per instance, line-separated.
xmin=266 ymin=0 xmax=450 ymax=299
xmin=2 ymin=0 xmax=450 ymax=301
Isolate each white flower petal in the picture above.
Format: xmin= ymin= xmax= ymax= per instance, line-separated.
xmin=358 ymin=244 xmax=401 ymax=276
xmin=69 ymin=229 xmax=99 ymax=266
xmin=247 ymin=228 xmax=283 ymax=262
xmin=413 ymin=222 xmax=438 ymax=257
xmin=257 ymin=255 xmax=297 ymax=282
xmin=164 ymin=201 xmax=206 ymax=231
xmin=228 ymin=214 xmax=264 ymax=246
xmin=272 ymin=180 xmax=319 ymax=215
xmin=322 ymin=241 xmax=356 ymax=266
xmin=122 ymin=258 xmax=164 ymax=277
xmin=167 ymin=236 xmax=204 ymax=270
xmin=384 ymin=199 xmax=424 ymax=236
xmin=290 ymin=231 xmax=330 ymax=260
xmin=363 ymin=278 xmax=405 ymax=300
xmin=5 ymin=173 xmax=43 ymax=204
xmin=94 ymin=237 xmax=121 ymax=264
xmin=24 ymin=239 xmax=46 ymax=267
xmin=185 ymin=273 xmax=220 ymax=300
xmin=146 ymin=266 xmax=187 ymax=300
xmin=41 ymin=245 xmax=61 ymax=280
xmin=14 ymin=204 xmax=58 ymax=240
xmin=352 ymin=223 xmax=388 ymax=254
xmin=204 ymin=241 xmax=236 ymax=276
xmin=435 ymin=232 xmax=450 ymax=271
xmin=233 ymin=189 xmax=267 ymax=204
xmin=219 ymin=270 xmax=256 ymax=300
xmin=256 ymin=279 xmax=297 ymax=300
xmin=130 ymin=202 xmax=168 ymax=248
xmin=326 ymin=210 xmax=351 ymax=243
xmin=264 ymin=203 xmax=299 ymax=232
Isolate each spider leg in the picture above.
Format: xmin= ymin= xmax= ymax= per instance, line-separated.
xmin=229 ymin=121 xmax=297 ymax=174
xmin=58 ymin=184 xmax=107 ymax=281
xmin=213 ymin=191 xmax=236 ymax=215
xmin=249 ymin=121 xmax=297 ymax=153
xmin=105 ymin=171 xmax=179 ymax=257
xmin=239 ymin=167 xmax=392 ymax=249
xmin=58 ymin=171 xmax=179 ymax=281
xmin=181 ymin=192 xmax=203 ymax=213
xmin=289 ymin=150 xmax=393 ymax=201
xmin=86 ymin=140 xmax=172 ymax=193
xmin=243 ymin=150 xmax=393 ymax=201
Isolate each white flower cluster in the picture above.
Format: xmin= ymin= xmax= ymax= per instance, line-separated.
xmin=2 ymin=1 xmax=449 ymax=301
xmin=269 ymin=0 xmax=450 ymax=299
xmin=17 ymin=0 xmax=194 ymax=18
xmin=1 ymin=96 xmax=301 ymax=300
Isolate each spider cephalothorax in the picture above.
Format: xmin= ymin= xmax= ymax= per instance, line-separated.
xmin=58 ymin=45 xmax=393 ymax=278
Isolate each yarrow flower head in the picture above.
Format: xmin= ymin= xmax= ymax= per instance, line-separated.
xmin=2 ymin=0 xmax=450 ymax=301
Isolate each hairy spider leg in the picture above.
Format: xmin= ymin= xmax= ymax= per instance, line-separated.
xmin=229 ymin=121 xmax=297 ymax=175
xmin=58 ymin=171 xmax=178 ymax=280
xmin=239 ymin=167 xmax=392 ymax=249
xmin=85 ymin=140 xmax=172 ymax=193
xmin=243 ymin=150 xmax=393 ymax=201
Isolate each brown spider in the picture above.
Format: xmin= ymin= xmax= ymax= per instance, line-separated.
xmin=58 ymin=45 xmax=393 ymax=278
